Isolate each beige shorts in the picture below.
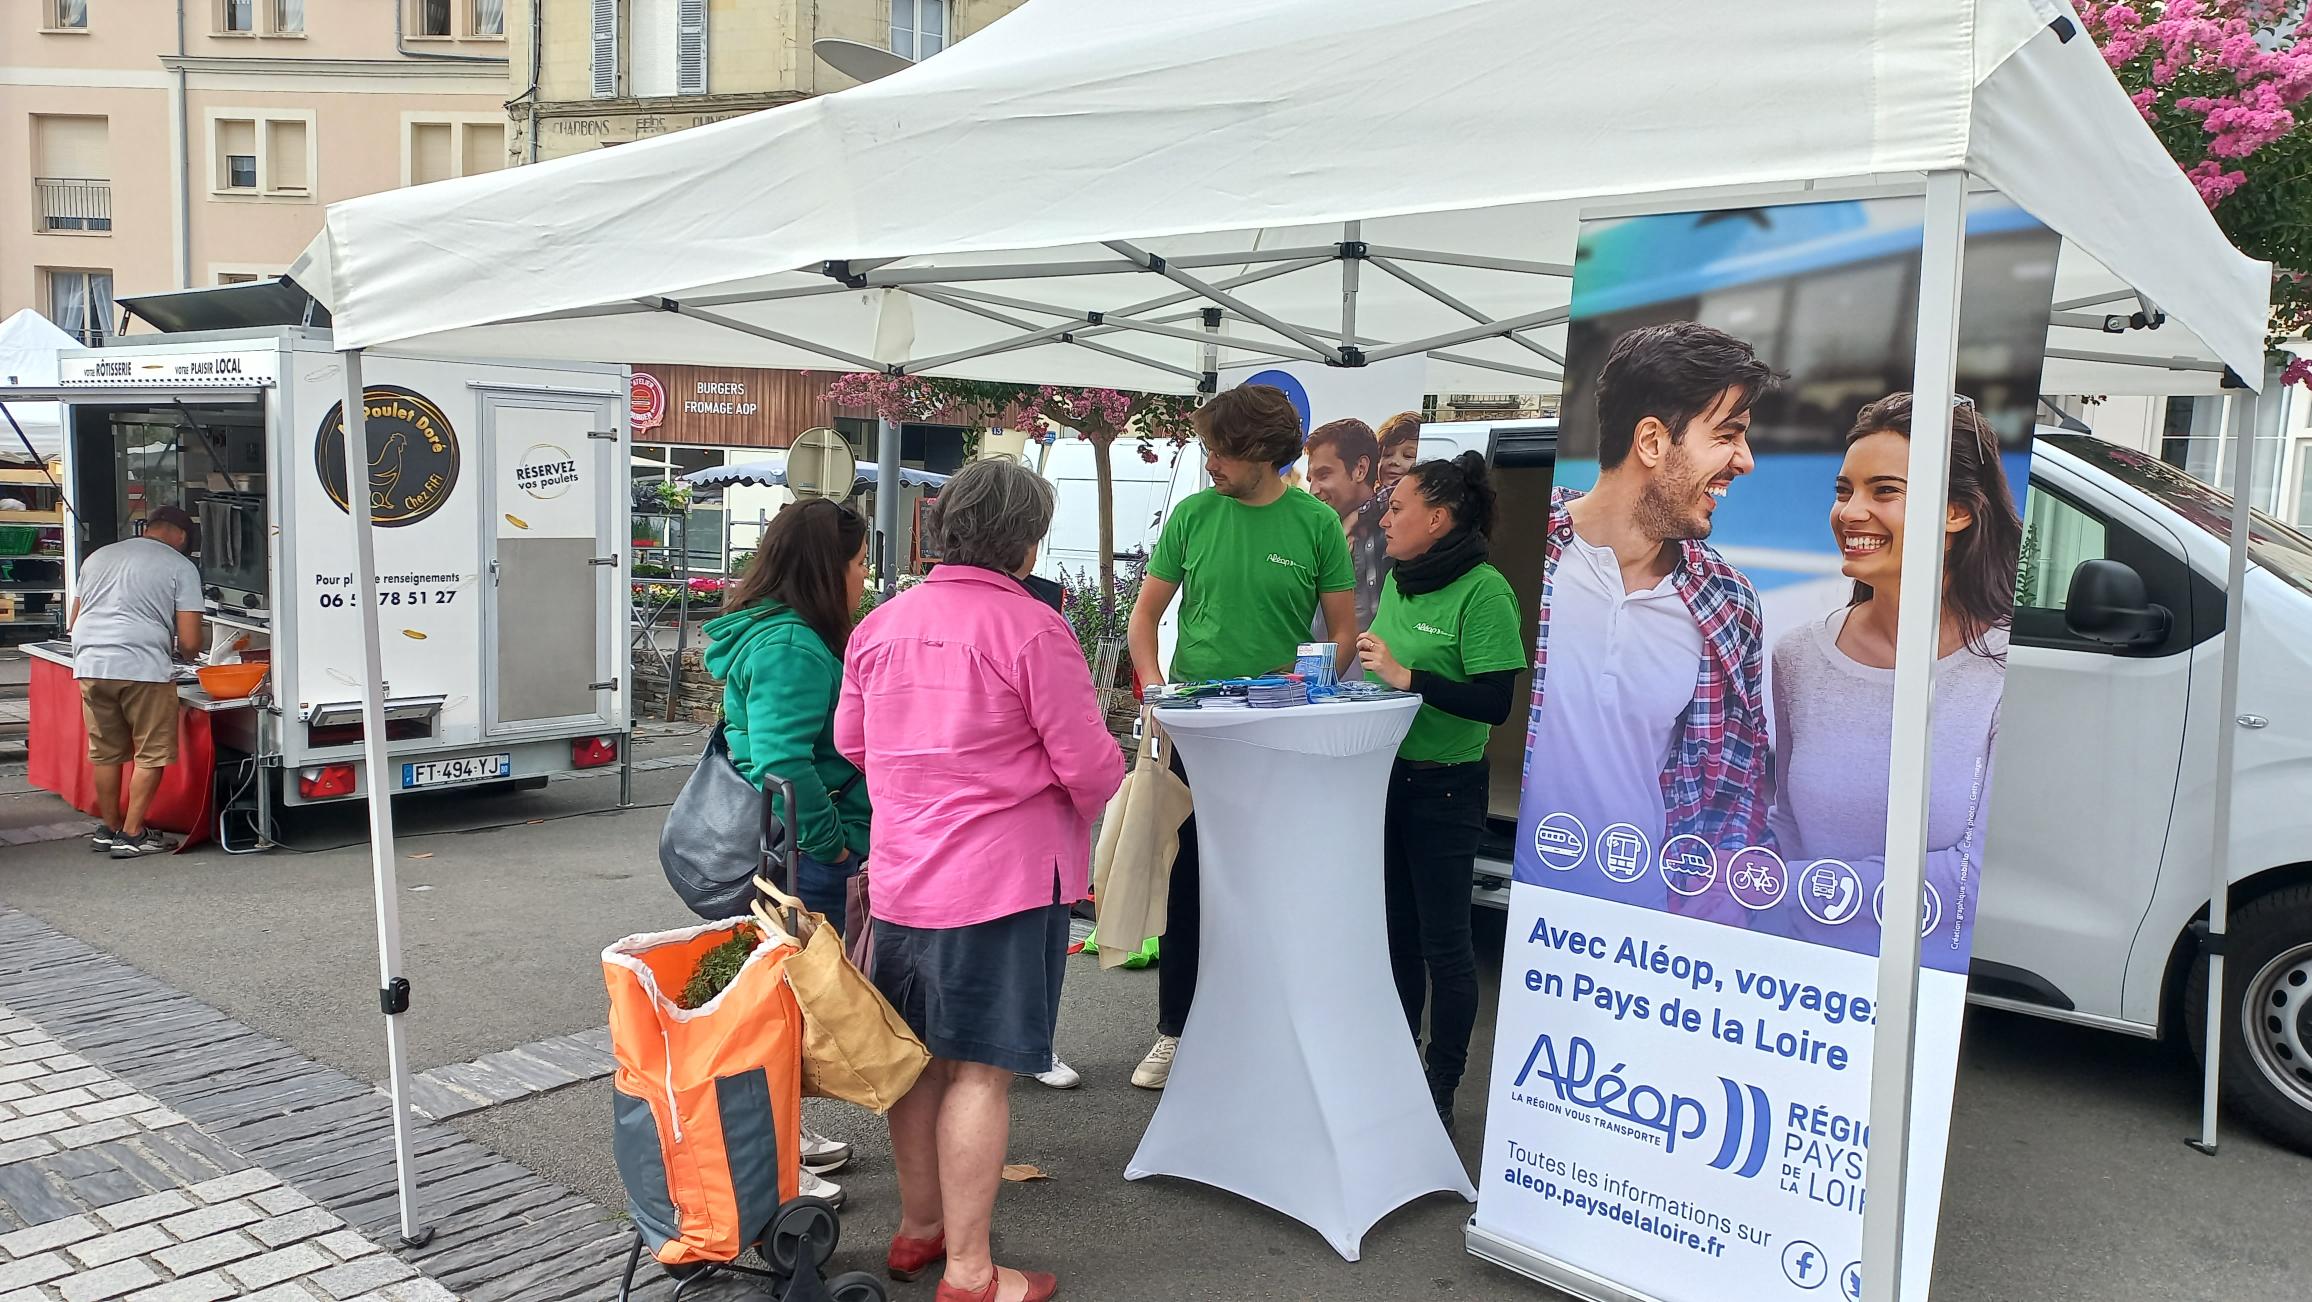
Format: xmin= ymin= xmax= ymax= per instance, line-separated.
xmin=81 ymin=679 xmax=181 ymax=769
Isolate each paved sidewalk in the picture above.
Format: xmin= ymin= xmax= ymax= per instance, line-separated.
xmin=0 ymin=1006 xmax=452 ymax=1302
xmin=0 ymin=910 xmax=701 ymax=1302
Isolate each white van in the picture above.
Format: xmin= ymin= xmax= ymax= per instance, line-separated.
xmin=1450 ymin=420 xmax=2312 ymax=1153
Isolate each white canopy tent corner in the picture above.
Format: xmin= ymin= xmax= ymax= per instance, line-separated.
xmin=287 ymin=1 xmax=2271 ymax=1293
xmin=0 ymin=308 xmax=79 ymax=463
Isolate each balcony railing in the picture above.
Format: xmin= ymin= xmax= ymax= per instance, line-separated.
xmin=36 ymin=178 xmax=111 ymax=233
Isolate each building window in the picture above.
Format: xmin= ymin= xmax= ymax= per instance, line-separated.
xmin=274 ymin=0 xmax=304 ymax=34
xmin=677 ymin=0 xmax=708 ymax=94
xmin=210 ymin=113 xmax=315 ymax=198
xmin=48 ymin=0 xmax=89 ymax=30
xmin=592 ymin=0 xmax=619 ymax=98
xmin=406 ymin=119 xmax=507 ymax=186
xmin=267 ymin=120 xmax=310 ymax=194
xmin=414 ymin=0 xmax=453 ymax=38
xmin=221 ymin=0 xmax=255 ymax=33
xmin=218 ymin=273 xmax=260 ymax=285
xmin=32 ymin=116 xmax=110 ymax=233
xmin=43 ymin=269 xmax=114 ymax=346
xmin=218 ymin=119 xmax=258 ymax=189
xmin=473 ymin=0 xmax=505 ymax=38
xmin=890 ymin=0 xmax=948 ymax=61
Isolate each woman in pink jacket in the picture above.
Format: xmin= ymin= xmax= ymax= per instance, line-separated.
xmin=835 ymin=457 xmax=1124 ymax=1302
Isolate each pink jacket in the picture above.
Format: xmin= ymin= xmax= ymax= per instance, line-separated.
xmin=836 ymin=566 xmax=1125 ymax=930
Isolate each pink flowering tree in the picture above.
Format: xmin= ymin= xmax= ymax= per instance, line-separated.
xmin=822 ymin=372 xmax=1200 ymax=615
xmin=2082 ymin=2 xmax=2312 ymax=381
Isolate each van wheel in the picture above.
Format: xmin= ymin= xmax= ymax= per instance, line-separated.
xmin=2184 ymin=884 xmax=2312 ymax=1154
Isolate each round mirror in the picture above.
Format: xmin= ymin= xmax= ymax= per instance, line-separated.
xmin=786 ymin=427 xmax=859 ymax=501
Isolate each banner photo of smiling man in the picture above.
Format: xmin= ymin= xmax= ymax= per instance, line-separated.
xmin=1471 ymin=194 xmax=2057 ymax=1302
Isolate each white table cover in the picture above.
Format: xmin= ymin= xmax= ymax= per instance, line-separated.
xmin=1127 ymin=695 xmax=1477 ymax=1260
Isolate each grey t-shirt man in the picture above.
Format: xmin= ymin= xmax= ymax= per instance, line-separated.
xmin=73 ymin=538 xmax=203 ymax=682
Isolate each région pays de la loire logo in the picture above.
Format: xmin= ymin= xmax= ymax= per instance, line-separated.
xmin=315 ymin=385 xmax=460 ymax=528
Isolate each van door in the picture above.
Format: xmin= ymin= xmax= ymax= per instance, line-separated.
xmin=1972 ymin=474 xmax=2201 ymax=1022
xmin=480 ymin=391 xmax=619 ymax=736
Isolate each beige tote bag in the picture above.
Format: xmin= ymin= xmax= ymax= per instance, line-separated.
xmin=1090 ymin=708 xmax=1195 ymax=971
xmin=750 ymin=878 xmax=930 ymax=1112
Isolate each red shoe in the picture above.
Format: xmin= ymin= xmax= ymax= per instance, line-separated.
xmin=887 ymin=1231 xmax=945 ymax=1282
xmin=932 ymin=1267 xmax=1059 ymax=1302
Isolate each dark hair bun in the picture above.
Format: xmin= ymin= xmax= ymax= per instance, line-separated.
xmin=1408 ymin=451 xmax=1498 ymax=538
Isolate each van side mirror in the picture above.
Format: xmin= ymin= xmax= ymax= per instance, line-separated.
xmin=2064 ymin=559 xmax=2172 ymax=649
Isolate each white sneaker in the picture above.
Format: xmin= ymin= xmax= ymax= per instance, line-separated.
xmin=800 ymin=1128 xmax=851 ymax=1174
xmin=798 ymin=1167 xmax=846 ymax=1209
xmin=1131 ymin=1036 xmax=1178 ymax=1090
xmin=1028 ymin=1057 xmax=1081 ymax=1090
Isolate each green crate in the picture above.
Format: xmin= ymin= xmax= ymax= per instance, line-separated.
xmin=0 ymin=525 xmax=39 ymax=555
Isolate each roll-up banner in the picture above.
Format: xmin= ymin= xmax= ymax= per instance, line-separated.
xmin=1469 ymin=194 xmax=2058 ymax=1302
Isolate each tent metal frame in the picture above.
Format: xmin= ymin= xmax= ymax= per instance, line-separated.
xmin=333 ymin=190 xmax=2256 ymax=1301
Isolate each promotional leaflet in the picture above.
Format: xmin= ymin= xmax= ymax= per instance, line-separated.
xmin=1471 ymin=194 xmax=2058 ymax=1302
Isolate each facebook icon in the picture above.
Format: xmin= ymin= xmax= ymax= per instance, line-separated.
xmin=1782 ymin=1240 xmax=1828 ymax=1290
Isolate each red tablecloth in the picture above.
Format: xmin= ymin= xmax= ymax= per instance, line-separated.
xmin=27 ymin=655 xmax=217 ymax=849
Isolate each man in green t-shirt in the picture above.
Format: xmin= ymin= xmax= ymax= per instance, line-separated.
xmin=1122 ymin=383 xmax=1356 ymax=1089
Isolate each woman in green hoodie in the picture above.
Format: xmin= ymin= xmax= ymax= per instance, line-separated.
xmin=702 ymin=498 xmax=873 ymax=1207
xmin=703 ymin=498 xmax=874 ymax=935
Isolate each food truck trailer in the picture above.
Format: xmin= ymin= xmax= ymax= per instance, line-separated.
xmin=3 ymin=285 xmax=632 ymax=846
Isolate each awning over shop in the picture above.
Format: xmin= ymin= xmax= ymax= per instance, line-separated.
xmin=683 ymin=459 xmax=949 ymax=491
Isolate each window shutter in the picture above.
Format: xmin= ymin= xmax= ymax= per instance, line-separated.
xmin=591 ymin=0 xmax=618 ymax=99
xmin=676 ymin=0 xmax=707 ymax=95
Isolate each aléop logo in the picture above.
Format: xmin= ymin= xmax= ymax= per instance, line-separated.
xmin=1510 ymin=1032 xmax=1774 ymax=1179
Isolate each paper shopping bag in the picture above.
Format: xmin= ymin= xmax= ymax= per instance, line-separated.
xmin=751 ymin=877 xmax=929 ymax=1112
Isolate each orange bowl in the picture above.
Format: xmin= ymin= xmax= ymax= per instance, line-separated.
xmin=196 ymin=662 xmax=270 ymax=700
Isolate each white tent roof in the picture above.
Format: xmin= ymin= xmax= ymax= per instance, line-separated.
xmin=293 ymin=0 xmax=2270 ymax=398
xmin=0 ymin=309 xmax=75 ymax=460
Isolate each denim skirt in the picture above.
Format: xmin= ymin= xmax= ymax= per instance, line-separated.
xmin=869 ymin=903 xmax=1070 ymax=1075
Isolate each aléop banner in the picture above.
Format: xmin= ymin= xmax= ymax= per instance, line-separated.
xmin=1472 ymin=195 xmax=2058 ymax=1302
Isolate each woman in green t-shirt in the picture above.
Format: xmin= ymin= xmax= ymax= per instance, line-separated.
xmin=1355 ymin=452 xmax=1527 ymax=1128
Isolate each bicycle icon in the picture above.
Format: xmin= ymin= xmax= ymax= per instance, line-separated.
xmin=1724 ymin=846 xmax=1789 ymax=910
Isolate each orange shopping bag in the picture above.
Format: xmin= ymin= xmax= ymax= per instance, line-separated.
xmin=603 ymin=918 xmax=805 ymax=1268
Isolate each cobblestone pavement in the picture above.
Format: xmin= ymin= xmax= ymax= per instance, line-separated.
xmin=0 ymin=910 xmax=712 ymax=1302
xmin=0 ymin=1006 xmax=455 ymax=1302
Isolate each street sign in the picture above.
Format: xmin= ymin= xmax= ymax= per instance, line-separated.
xmin=786 ymin=426 xmax=857 ymax=501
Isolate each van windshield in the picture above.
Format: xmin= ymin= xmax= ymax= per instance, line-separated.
xmin=2042 ymin=434 xmax=2312 ymax=598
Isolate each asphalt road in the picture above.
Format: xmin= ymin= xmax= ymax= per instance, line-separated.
xmin=2 ymin=736 xmax=2308 ymax=1300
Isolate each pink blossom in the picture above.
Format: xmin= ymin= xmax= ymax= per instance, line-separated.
xmin=2282 ymin=356 xmax=2312 ymax=388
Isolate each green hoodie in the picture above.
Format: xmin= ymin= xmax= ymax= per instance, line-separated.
xmin=701 ymin=602 xmax=870 ymax=863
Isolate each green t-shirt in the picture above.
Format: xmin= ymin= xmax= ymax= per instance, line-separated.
xmin=1366 ymin=563 xmax=1527 ymax=763
xmin=1149 ymin=487 xmax=1354 ymax=684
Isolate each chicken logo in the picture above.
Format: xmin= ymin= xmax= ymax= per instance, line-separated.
xmin=315 ymin=385 xmax=460 ymax=527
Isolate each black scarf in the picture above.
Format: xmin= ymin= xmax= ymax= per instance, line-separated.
xmin=1392 ymin=528 xmax=1488 ymax=597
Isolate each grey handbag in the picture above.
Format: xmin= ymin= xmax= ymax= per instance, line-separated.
xmin=659 ymin=728 xmax=781 ymax=920
xmin=660 ymin=727 xmax=860 ymax=920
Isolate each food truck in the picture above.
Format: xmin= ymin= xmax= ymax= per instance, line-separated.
xmin=4 ymin=284 xmax=632 ymax=845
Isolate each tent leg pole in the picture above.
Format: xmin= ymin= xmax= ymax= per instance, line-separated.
xmin=2193 ymin=385 xmax=2259 ymax=1156
xmin=1340 ymin=220 xmax=1361 ymax=351
xmin=338 ymin=349 xmax=432 ymax=1248
xmin=877 ymin=417 xmax=901 ymax=594
xmin=1859 ymin=168 xmax=1967 ymax=1302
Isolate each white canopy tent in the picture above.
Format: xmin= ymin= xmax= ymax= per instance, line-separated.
xmin=289 ymin=2 xmax=2271 ymax=1297
xmin=0 ymin=309 xmax=76 ymax=462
